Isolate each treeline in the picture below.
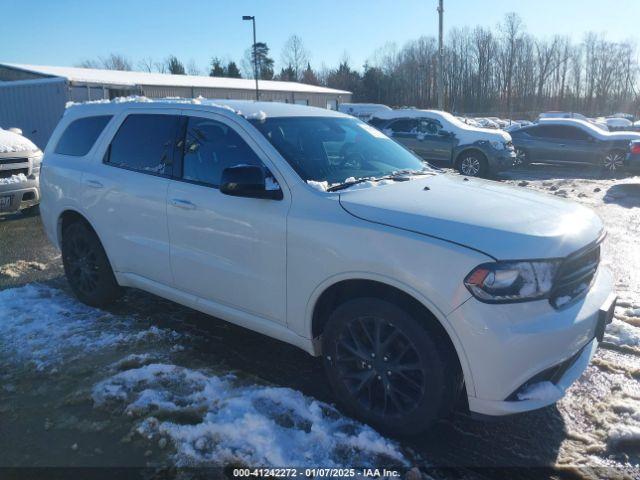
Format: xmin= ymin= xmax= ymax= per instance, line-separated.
xmin=77 ymin=13 xmax=640 ymax=117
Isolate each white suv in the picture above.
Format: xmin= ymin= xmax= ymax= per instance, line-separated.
xmin=40 ymin=99 xmax=616 ymax=434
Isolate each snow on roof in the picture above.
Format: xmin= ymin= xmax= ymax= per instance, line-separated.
xmin=63 ymin=96 xmax=349 ymax=120
xmin=1 ymin=63 xmax=351 ymax=95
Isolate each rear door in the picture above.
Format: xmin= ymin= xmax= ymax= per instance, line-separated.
xmin=166 ymin=111 xmax=289 ymax=324
xmin=82 ymin=110 xmax=181 ymax=286
xmin=417 ymin=119 xmax=454 ymax=163
xmin=385 ymin=119 xmax=422 ymax=155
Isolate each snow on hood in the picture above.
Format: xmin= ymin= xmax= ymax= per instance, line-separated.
xmin=371 ymin=108 xmax=511 ymax=142
xmin=339 ymin=174 xmax=603 ymax=259
xmin=0 ymin=128 xmax=38 ymax=154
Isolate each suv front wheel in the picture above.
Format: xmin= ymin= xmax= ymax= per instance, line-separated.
xmin=322 ymin=297 xmax=460 ymax=435
xmin=457 ymin=152 xmax=487 ymax=177
xmin=61 ymin=220 xmax=122 ymax=308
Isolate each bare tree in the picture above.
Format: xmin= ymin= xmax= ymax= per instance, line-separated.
xmin=186 ymin=59 xmax=200 ymax=75
xmin=280 ymin=35 xmax=309 ymax=81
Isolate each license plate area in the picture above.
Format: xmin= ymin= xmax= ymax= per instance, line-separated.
xmin=595 ymin=294 xmax=617 ymax=342
xmin=0 ymin=195 xmax=13 ymax=211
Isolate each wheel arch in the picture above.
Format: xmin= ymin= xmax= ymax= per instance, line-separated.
xmin=308 ymin=275 xmax=475 ymax=397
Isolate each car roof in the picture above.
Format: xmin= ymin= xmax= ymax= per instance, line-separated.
xmin=63 ymin=96 xmax=351 ymax=120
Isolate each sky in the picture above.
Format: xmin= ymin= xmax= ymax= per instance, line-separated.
xmin=1 ymin=0 xmax=638 ymax=75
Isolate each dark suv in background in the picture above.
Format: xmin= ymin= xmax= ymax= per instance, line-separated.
xmin=510 ymin=118 xmax=640 ymax=173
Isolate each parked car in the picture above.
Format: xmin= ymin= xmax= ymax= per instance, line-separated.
xmin=0 ymin=127 xmax=42 ymax=215
xmin=338 ymin=103 xmax=392 ymax=122
xmin=625 ymin=140 xmax=640 ymax=172
xmin=41 ymin=99 xmax=615 ymax=435
xmin=368 ymin=109 xmax=516 ymax=177
xmin=605 ymin=117 xmax=633 ymax=132
xmin=510 ymin=118 xmax=640 ymax=172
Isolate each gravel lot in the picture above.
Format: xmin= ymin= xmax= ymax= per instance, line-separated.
xmin=0 ymin=164 xmax=639 ymax=479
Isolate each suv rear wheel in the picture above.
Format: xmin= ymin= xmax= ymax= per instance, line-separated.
xmin=322 ymin=297 xmax=460 ymax=435
xmin=61 ymin=221 xmax=122 ymax=308
xmin=457 ymin=152 xmax=487 ymax=177
xmin=601 ymin=150 xmax=625 ymax=174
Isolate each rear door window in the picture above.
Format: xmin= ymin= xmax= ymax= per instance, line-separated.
xmin=105 ymin=114 xmax=180 ymax=176
xmin=388 ymin=119 xmax=419 ymax=134
xmin=55 ymin=115 xmax=112 ymax=156
xmin=180 ymin=116 xmax=263 ymax=187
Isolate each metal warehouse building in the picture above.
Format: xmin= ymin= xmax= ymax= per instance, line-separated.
xmin=0 ymin=63 xmax=351 ymax=148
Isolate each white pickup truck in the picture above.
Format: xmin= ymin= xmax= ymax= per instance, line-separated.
xmin=0 ymin=127 xmax=42 ymax=215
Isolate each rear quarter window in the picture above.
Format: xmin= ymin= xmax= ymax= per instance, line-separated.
xmin=54 ymin=115 xmax=112 ymax=156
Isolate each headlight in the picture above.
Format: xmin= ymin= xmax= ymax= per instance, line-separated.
xmin=464 ymin=260 xmax=561 ymax=303
xmin=489 ymin=140 xmax=504 ymax=150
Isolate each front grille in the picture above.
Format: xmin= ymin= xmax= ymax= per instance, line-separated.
xmin=0 ymin=157 xmax=29 ymax=165
xmin=0 ymin=168 xmax=28 ymax=179
xmin=550 ymin=241 xmax=601 ymax=308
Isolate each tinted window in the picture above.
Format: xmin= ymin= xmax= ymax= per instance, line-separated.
xmin=106 ymin=114 xmax=179 ymax=176
xmin=525 ymin=125 xmax=554 ymax=138
xmin=181 ymin=117 xmax=262 ymax=187
xmin=388 ymin=119 xmax=418 ymax=133
xmin=55 ymin=115 xmax=112 ymax=156
xmin=552 ymin=126 xmax=591 ymax=141
xmin=418 ymin=119 xmax=441 ymax=135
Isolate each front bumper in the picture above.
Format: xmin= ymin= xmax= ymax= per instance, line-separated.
xmin=447 ymin=266 xmax=614 ymax=416
xmin=0 ymin=176 xmax=40 ymax=214
xmin=487 ymin=149 xmax=517 ymax=172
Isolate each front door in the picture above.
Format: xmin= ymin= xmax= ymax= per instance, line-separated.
xmin=166 ymin=113 xmax=289 ymax=324
xmin=417 ymin=119 xmax=454 ymax=163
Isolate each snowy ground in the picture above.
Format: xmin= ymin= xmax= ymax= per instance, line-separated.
xmin=0 ymin=164 xmax=639 ymax=478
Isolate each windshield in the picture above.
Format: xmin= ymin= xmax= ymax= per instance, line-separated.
xmin=250 ymin=116 xmax=430 ymax=186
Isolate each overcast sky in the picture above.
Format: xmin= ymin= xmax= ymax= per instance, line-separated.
xmin=1 ymin=0 xmax=638 ymax=73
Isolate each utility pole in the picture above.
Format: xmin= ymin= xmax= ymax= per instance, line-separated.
xmin=437 ymin=0 xmax=444 ymax=110
xmin=242 ymin=15 xmax=260 ymax=101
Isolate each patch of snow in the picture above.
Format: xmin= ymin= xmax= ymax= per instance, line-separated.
xmin=0 ymin=284 xmax=181 ymax=372
xmin=605 ymin=319 xmax=640 ymax=348
xmin=0 ymin=173 xmax=29 ymax=185
xmin=607 ymin=424 xmax=640 ymax=451
xmin=517 ymin=381 xmax=562 ymax=401
xmin=306 ymin=180 xmax=329 ymax=192
xmin=0 ymin=260 xmax=47 ymax=278
xmin=0 ymin=129 xmax=37 ymax=154
xmin=244 ymin=110 xmax=267 ymax=121
xmin=93 ymin=363 xmax=407 ymax=467
xmin=342 ymin=179 xmax=397 ymax=191
xmin=265 ymin=176 xmax=280 ymax=191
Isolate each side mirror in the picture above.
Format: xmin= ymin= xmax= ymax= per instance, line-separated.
xmin=220 ymin=165 xmax=283 ymax=200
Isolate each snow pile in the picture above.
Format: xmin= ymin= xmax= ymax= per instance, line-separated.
xmin=306 ymin=180 xmax=330 ymax=192
xmin=517 ymin=381 xmax=562 ymax=401
xmin=0 ymin=260 xmax=47 ymax=278
xmin=607 ymin=424 xmax=640 ymax=451
xmin=93 ymin=363 xmax=407 ymax=467
xmin=306 ymin=177 xmax=399 ymax=192
xmin=0 ymin=173 xmax=29 ymax=185
xmin=0 ymin=129 xmax=37 ymax=154
xmin=605 ymin=319 xmax=640 ymax=348
xmin=0 ymin=284 xmax=181 ymax=372
xmin=245 ymin=110 xmax=267 ymax=121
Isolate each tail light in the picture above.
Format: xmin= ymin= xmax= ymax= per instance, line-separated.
xmin=631 ymin=142 xmax=640 ymax=154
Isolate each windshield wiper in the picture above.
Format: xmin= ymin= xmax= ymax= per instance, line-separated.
xmin=326 ymin=169 xmax=433 ymax=192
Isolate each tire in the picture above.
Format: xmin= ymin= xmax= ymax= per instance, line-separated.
xmin=61 ymin=220 xmax=122 ymax=308
xmin=322 ymin=297 xmax=461 ymax=436
xmin=601 ymin=150 xmax=626 ymax=175
xmin=456 ymin=151 xmax=487 ymax=177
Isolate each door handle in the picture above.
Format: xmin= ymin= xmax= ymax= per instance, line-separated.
xmin=170 ymin=199 xmax=196 ymax=210
xmin=85 ymin=179 xmax=104 ymax=189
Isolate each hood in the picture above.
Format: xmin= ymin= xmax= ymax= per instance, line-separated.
xmin=339 ymin=175 xmax=603 ymax=260
xmin=454 ymin=124 xmax=511 ymax=143
xmin=0 ymin=128 xmax=39 ymax=156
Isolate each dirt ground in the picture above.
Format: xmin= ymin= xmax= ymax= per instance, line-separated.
xmin=0 ymin=164 xmax=639 ymax=479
